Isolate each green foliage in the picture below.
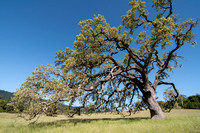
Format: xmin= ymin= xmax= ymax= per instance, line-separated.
xmin=0 ymin=100 xmax=7 ymax=112
xmin=183 ymin=94 xmax=200 ymax=109
xmin=176 ymin=95 xmax=187 ymax=108
xmin=5 ymin=103 xmax=14 ymax=112
xmin=0 ymin=100 xmax=14 ymax=112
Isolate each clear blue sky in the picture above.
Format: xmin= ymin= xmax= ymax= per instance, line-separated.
xmin=0 ymin=0 xmax=199 ymax=100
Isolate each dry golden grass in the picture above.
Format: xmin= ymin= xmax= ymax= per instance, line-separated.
xmin=0 ymin=109 xmax=200 ymax=133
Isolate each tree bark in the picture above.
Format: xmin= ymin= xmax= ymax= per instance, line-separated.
xmin=142 ymin=86 xmax=165 ymax=120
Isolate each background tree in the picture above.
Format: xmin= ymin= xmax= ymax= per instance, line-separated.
xmin=157 ymin=101 xmax=166 ymax=111
xmin=0 ymin=90 xmax=14 ymax=112
xmin=0 ymin=100 xmax=14 ymax=112
xmin=0 ymin=100 xmax=7 ymax=112
xmin=13 ymin=0 xmax=197 ymax=120
xmin=163 ymin=88 xmax=181 ymax=112
xmin=183 ymin=94 xmax=200 ymax=109
xmin=176 ymin=94 xmax=187 ymax=108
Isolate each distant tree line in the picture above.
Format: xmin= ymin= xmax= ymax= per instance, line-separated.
xmin=178 ymin=94 xmax=200 ymax=109
xmin=157 ymin=94 xmax=200 ymax=111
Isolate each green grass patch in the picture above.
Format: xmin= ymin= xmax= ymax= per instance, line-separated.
xmin=0 ymin=110 xmax=200 ymax=133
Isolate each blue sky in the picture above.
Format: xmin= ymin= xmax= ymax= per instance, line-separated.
xmin=0 ymin=0 xmax=199 ymax=100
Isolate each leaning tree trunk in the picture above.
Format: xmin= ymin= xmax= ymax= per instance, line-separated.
xmin=142 ymin=85 xmax=165 ymax=120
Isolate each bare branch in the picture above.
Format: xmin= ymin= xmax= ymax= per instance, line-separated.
xmin=126 ymin=47 xmax=144 ymax=66
xmin=143 ymin=14 xmax=152 ymax=23
xmin=111 ymin=47 xmax=120 ymax=56
xmin=166 ymin=0 xmax=173 ymax=18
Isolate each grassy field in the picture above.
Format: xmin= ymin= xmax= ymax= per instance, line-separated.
xmin=0 ymin=109 xmax=200 ymax=133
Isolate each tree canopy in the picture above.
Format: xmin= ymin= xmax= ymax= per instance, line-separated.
xmin=13 ymin=0 xmax=197 ymax=120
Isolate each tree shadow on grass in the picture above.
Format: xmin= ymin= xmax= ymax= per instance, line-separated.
xmin=68 ymin=117 xmax=150 ymax=126
xmin=28 ymin=117 xmax=150 ymax=129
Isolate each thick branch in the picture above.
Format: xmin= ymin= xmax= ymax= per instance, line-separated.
xmin=85 ymin=64 xmax=142 ymax=92
xmin=158 ymin=81 xmax=179 ymax=99
xmin=126 ymin=47 xmax=144 ymax=67
xmin=84 ymin=68 xmax=123 ymax=91
xmin=101 ymin=30 xmax=144 ymax=68
xmin=154 ymin=50 xmax=164 ymax=67
xmin=115 ymin=38 xmax=144 ymax=67
xmin=153 ymin=37 xmax=181 ymax=88
xmin=120 ymin=73 xmax=143 ymax=90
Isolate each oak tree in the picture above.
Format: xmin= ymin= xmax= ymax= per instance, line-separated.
xmin=13 ymin=0 xmax=197 ymax=120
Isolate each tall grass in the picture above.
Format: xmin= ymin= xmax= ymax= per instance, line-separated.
xmin=0 ymin=110 xmax=200 ymax=133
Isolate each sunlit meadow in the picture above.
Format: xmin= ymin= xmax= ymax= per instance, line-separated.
xmin=0 ymin=109 xmax=200 ymax=133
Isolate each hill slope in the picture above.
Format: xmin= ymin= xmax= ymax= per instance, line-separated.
xmin=0 ymin=90 xmax=13 ymax=101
